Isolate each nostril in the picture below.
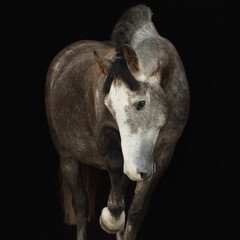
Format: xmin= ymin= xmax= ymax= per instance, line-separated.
xmin=140 ymin=172 xmax=150 ymax=181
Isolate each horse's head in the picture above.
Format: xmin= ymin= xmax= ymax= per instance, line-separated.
xmin=94 ymin=44 xmax=168 ymax=181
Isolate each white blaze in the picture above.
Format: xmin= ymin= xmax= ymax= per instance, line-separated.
xmin=104 ymin=80 xmax=158 ymax=181
xmin=105 ymin=80 xmax=142 ymax=180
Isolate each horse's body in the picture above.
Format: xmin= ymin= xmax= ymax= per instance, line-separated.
xmin=46 ymin=40 xmax=115 ymax=169
xmin=45 ymin=5 xmax=189 ymax=240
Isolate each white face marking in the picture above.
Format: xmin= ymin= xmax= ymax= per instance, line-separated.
xmin=105 ymin=80 xmax=142 ymax=180
xmin=105 ymin=77 xmax=167 ymax=181
xmin=105 ymin=80 xmax=129 ymax=121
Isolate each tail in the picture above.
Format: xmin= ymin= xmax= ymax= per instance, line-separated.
xmin=61 ymin=176 xmax=76 ymax=225
xmin=60 ymin=163 xmax=100 ymax=224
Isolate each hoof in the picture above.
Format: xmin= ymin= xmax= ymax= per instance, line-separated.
xmin=99 ymin=207 xmax=125 ymax=234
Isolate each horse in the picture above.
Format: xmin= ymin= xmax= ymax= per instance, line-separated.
xmin=45 ymin=4 xmax=190 ymax=240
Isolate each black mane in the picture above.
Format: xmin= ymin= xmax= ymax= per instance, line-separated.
xmin=103 ymin=5 xmax=152 ymax=94
xmin=103 ymin=50 xmax=140 ymax=94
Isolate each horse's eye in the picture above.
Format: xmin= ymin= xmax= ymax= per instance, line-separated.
xmin=136 ymin=101 xmax=146 ymax=110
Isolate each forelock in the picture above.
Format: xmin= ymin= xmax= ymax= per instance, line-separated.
xmin=103 ymin=51 xmax=140 ymax=94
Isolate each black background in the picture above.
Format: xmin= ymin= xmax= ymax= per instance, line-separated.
xmin=15 ymin=0 xmax=229 ymax=239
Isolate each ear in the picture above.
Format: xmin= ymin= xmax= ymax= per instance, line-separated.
xmin=122 ymin=44 xmax=140 ymax=73
xmin=93 ymin=51 xmax=111 ymax=76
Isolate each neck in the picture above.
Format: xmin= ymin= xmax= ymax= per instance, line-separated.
xmin=131 ymin=22 xmax=160 ymax=49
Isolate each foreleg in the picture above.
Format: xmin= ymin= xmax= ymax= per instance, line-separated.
xmin=121 ymin=143 xmax=176 ymax=240
xmin=100 ymin=148 xmax=130 ymax=234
